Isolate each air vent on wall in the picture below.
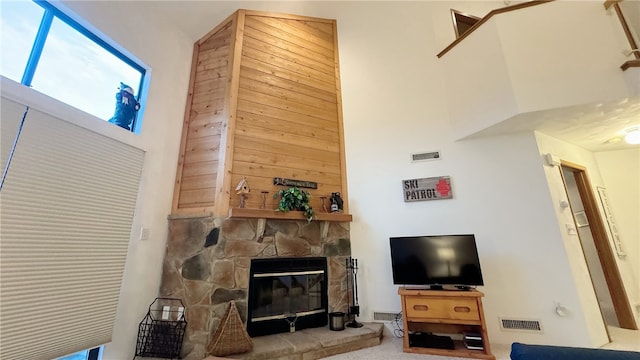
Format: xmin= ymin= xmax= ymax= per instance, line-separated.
xmin=499 ymin=318 xmax=543 ymax=332
xmin=411 ymin=151 xmax=441 ymax=162
xmin=373 ymin=311 xmax=400 ymax=322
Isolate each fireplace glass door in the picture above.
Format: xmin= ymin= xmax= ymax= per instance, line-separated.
xmin=247 ymin=257 xmax=328 ymax=337
xmin=252 ymin=270 xmax=324 ymax=321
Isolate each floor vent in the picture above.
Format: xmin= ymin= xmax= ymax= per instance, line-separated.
xmin=411 ymin=151 xmax=441 ymax=162
xmin=373 ymin=311 xmax=400 ymax=322
xmin=500 ymin=318 xmax=543 ymax=332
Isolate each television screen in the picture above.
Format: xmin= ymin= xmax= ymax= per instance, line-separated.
xmin=389 ymin=235 xmax=484 ymax=287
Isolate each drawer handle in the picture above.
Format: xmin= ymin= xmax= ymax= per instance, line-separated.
xmin=413 ymin=304 xmax=429 ymax=311
xmin=454 ymin=306 xmax=471 ymax=313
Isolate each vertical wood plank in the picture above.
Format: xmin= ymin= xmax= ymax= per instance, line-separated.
xmin=213 ymin=10 xmax=245 ymax=216
xmin=476 ymin=295 xmax=493 ymax=357
xmin=172 ymin=43 xmax=200 ymax=213
xmin=332 ymin=20 xmax=350 ymax=214
xmin=198 ymin=11 xmax=239 ymax=46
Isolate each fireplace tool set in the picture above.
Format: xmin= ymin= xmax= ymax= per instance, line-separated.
xmin=345 ymin=257 xmax=363 ymax=328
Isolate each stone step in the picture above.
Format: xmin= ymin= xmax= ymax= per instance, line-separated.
xmin=225 ymin=322 xmax=384 ymax=360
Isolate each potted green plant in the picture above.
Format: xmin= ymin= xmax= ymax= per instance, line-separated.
xmin=273 ymin=186 xmax=315 ymax=222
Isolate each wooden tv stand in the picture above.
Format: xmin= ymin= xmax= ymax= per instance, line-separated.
xmin=398 ymin=287 xmax=494 ymax=359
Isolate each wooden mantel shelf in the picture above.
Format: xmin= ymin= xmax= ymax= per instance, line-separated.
xmin=229 ymin=208 xmax=353 ymax=222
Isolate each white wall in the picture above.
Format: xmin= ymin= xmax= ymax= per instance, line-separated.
xmin=440 ymin=1 xmax=634 ymax=140
xmin=497 ymin=1 xmax=632 ymax=111
xmin=329 ymin=1 xmax=606 ymax=348
xmin=25 ymin=1 xmax=628 ymax=357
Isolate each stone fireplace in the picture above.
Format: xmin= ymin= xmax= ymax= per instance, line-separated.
xmin=159 ymin=214 xmax=351 ymax=360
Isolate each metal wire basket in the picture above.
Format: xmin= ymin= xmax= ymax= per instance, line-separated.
xmin=134 ymin=298 xmax=187 ymax=359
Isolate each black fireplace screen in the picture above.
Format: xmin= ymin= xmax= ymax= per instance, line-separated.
xmin=247 ymin=257 xmax=328 ymax=337
xmin=252 ymin=271 xmax=324 ymax=320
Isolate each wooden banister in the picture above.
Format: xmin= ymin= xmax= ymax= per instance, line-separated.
xmin=603 ymin=0 xmax=621 ymax=10
xmin=608 ymin=1 xmax=640 ymax=61
xmin=438 ymin=0 xmax=640 ymax=71
xmin=621 ymin=59 xmax=640 ymax=70
xmin=437 ymin=0 xmax=553 ymax=58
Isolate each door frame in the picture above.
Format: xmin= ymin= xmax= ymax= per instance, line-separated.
xmin=561 ymin=160 xmax=637 ymax=330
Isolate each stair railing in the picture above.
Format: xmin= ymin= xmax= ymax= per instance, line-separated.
xmin=605 ymin=0 xmax=640 ymax=70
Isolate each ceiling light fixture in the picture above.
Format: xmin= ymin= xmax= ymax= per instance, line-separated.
xmin=624 ymin=127 xmax=640 ymax=145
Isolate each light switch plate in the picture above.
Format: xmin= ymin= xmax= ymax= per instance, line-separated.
xmin=140 ymin=227 xmax=150 ymax=241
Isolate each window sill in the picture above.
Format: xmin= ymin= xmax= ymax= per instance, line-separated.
xmin=1 ymin=76 xmax=144 ymax=150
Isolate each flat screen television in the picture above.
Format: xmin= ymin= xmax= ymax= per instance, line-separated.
xmin=389 ymin=234 xmax=484 ymax=289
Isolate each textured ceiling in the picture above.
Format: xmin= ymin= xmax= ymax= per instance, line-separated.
xmin=468 ymin=96 xmax=640 ymax=152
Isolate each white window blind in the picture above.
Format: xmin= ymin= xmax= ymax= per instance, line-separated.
xmin=0 ymin=96 xmax=145 ymax=360
xmin=1 ymin=97 xmax=27 ymax=178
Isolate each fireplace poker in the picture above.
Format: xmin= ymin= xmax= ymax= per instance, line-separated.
xmin=353 ymin=259 xmax=359 ymax=307
xmin=346 ymin=257 xmax=363 ymax=328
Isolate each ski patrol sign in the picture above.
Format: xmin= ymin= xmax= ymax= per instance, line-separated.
xmin=403 ymin=176 xmax=452 ymax=202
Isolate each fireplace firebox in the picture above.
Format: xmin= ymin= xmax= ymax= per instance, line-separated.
xmin=247 ymin=257 xmax=328 ymax=337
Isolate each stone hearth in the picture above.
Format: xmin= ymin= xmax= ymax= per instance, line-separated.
xmin=226 ymin=322 xmax=383 ymax=360
xmin=160 ymin=214 xmax=352 ymax=360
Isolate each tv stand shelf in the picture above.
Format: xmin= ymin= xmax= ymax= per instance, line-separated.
xmin=398 ymin=287 xmax=495 ymax=359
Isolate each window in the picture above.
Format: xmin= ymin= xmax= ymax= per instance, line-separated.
xmin=55 ymin=347 xmax=101 ymax=360
xmin=0 ymin=0 xmax=147 ymax=132
xmin=0 ymin=0 xmax=44 ymax=82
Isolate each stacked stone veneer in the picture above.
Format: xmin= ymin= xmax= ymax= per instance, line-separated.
xmin=159 ymin=214 xmax=351 ymax=360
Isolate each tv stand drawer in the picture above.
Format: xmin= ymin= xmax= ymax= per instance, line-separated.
xmin=405 ymin=296 xmax=480 ymax=321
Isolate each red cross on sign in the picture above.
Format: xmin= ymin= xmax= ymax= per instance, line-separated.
xmin=436 ymin=178 xmax=451 ymax=197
